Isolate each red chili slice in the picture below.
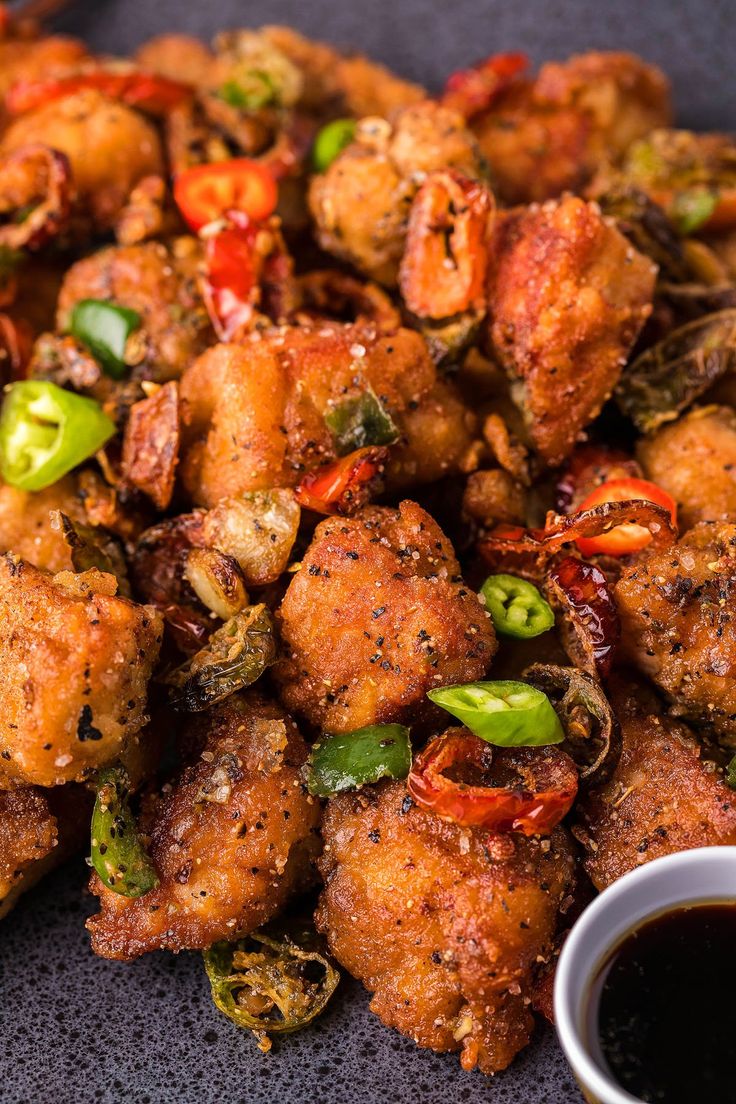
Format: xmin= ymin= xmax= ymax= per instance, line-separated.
xmin=407 ymin=730 xmax=578 ymax=836
xmin=174 ymin=159 xmax=278 ymax=232
xmin=545 ymin=556 xmax=620 ymax=679
xmin=555 ymin=444 xmax=644 ymax=514
xmin=295 ymin=447 xmax=388 ymax=516
xmin=200 ymin=217 xmax=259 ymax=341
xmin=574 ymin=478 xmax=678 ymax=556
xmin=441 ymin=52 xmax=528 ymax=118
xmin=5 ymin=71 xmax=191 ymax=116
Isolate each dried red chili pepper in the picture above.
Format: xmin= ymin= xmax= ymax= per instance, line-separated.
xmin=295 ymin=446 xmax=388 ymax=516
xmin=441 ymin=51 xmax=528 ymax=118
xmin=545 ymin=556 xmax=620 ymax=679
xmin=574 ymin=478 xmax=678 ymax=557
xmin=407 ymin=730 xmax=578 ymax=836
xmin=5 ymin=71 xmax=191 ymax=116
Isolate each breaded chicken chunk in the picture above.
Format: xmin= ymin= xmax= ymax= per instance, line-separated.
xmin=317 ymin=780 xmax=576 ymax=1074
xmin=56 ymin=239 xmax=212 ymax=383
xmin=473 ymin=52 xmax=671 ymax=205
xmin=87 ymin=693 xmax=321 ymax=960
xmin=0 ymin=784 xmax=89 ymax=920
xmin=637 ymin=406 xmax=736 ymax=530
xmin=0 ymin=475 xmax=91 ymax=572
xmin=487 ymin=195 xmax=656 ymax=466
xmin=309 ymin=101 xmax=483 ymax=285
xmin=273 ymin=501 xmax=495 ymax=733
xmin=616 ymin=522 xmax=736 ymax=747
xmin=575 ymin=679 xmax=736 ymax=889
xmin=0 ymin=558 xmax=162 ymax=786
xmin=1 ymin=90 xmax=164 ymax=232
xmin=179 ymin=324 xmax=475 ymax=507
xmin=0 ymin=34 xmax=88 ymax=101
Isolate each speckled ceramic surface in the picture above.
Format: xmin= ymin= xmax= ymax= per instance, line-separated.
xmin=1 ymin=1 xmax=731 ymax=1101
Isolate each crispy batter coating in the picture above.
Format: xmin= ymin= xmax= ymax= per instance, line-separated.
xmin=0 ymin=783 xmax=89 ymax=919
xmin=637 ymin=406 xmax=736 ymax=530
xmin=134 ymin=33 xmax=215 ymax=85
xmin=0 ymin=35 xmax=88 ymax=101
xmin=317 ymin=781 xmax=576 ymax=1074
xmin=0 ymin=475 xmax=90 ymax=572
xmin=574 ymin=679 xmax=736 ymax=890
xmin=474 ymin=52 xmax=671 ymax=204
xmin=87 ymin=693 xmax=321 ymax=960
xmin=56 ymin=239 xmax=212 ymax=383
xmin=616 ymin=522 xmax=736 ymax=747
xmin=1 ymin=90 xmax=164 ymax=232
xmin=309 ymin=102 xmax=483 ymax=285
xmin=0 ymin=558 xmax=162 ymax=786
xmin=179 ymin=324 xmax=475 ymax=507
xmin=487 ymin=196 xmax=656 ymax=466
xmin=273 ymin=501 xmax=495 ymax=733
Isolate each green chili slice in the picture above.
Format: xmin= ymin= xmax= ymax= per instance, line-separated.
xmin=90 ymin=765 xmax=159 ymax=898
xmin=220 ymin=71 xmax=278 ymax=110
xmin=324 ymin=387 xmax=399 ymax=456
xmin=69 ymin=298 xmax=141 ymax=379
xmin=307 ymin=723 xmax=412 ymax=797
xmin=203 ymin=925 xmax=339 ymax=1044
xmin=0 ymin=380 xmax=116 ymax=491
xmin=670 ymin=188 xmax=718 ymax=235
xmin=427 ymin=680 xmax=565 ymax=747
xmin=312 ymin=118 xmax=357 ymax=172
xmin=481 ymin=573 xmax=555 ymax=639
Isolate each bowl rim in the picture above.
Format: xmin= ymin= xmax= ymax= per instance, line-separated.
xmin=553 ymin=846 xmax=736 ymax=1104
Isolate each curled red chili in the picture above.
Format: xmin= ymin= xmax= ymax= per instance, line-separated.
xmin=545 ymin=556 xmax=620 ymax=679
xmin=174 ymin=158 xmax=277 ymax=232
xmin=295 ymin=446 xmax=388 ymax=515
xmin=441 ymin=51 xmax=528 ymax=118
xmin=555 ymin=445 xmax=644 ymax=514
xmin=0 ymin=144 xmax=72 ymax=251
xmin=407 ymin=730 xmax=578 ymax=836
xmin=575 ymin=478 xmax=678 ymax=557
xmin=5 ymin=71 xmax=191 ymax=116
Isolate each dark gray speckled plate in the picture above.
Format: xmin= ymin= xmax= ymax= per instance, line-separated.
xmin=2 ymin=0 xmax=732 ymax=1100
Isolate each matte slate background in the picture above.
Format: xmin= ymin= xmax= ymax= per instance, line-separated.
xmin=2 ymin=0 xmax=733 ymax=1101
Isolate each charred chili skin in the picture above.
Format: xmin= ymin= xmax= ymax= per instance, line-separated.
xmin=306 ymin=724 xmax=412 ymax=798
xmin=545 ymin=556 xmax=620 ymax=679
xmin=407 ymin=730 xmax=578 ymax=835
xmin=481 ymin=574 xmax=555 ymax=639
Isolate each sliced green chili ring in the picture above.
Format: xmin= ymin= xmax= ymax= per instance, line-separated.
xmin=90 ymin=765 xmax=159 ymax=898
xmin=324 ymin=387 xmax=399 ymax=456
xmin=69 ymin=298 xmax=141 ymax=379
xmin=312 ymin=118 xmax=357 ymax=172
xmin=669 ymin=188 xmax=718 ymax=235
xmin=307 ymin=723 xmax=412 ymax=797
xmin=0 ymin=380 xmax=116 ymax=491
xmin=480 ymin=573 xmax=555 ymax=639
xmin=203 ymin=926 xmax=339 ymax=1041
xmin=219 ymin=70 xmax=278 ymax=110
xmin=427 ymin=680 xmax=565 ymax=747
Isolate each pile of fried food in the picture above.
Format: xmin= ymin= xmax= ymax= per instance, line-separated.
xmin=3 ymin=4 xmax=736 ymax=1076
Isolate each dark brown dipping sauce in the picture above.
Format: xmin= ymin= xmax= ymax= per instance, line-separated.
xmin=587 ymin=903 xmax=736 ymax=1103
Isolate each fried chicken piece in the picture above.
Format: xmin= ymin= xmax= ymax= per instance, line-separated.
xmin=1 ymin=90 xmax=164 ymax=233
xmin=0 ymin=35 xmax=88 ymax=102
xmin=487 ymin=195 xmax=656 ymax=466
xmin=134 ymin=33 xmax=215 ymax=86
xmin=309 ymin=101 xmax=483 ymax=285
xmin=0 ymin=475 xmax=93 ymax=572
xmin=574 ymin=679 xmax=736 ymax=890
xmin=179 ymin=324 xmax=475 ymax=507
xmin=0 ymin=784 xmax=89 ymax=920
xmin=273 ymin=501 xmax=495 ymax=733
xmin=637 ymin=406 xmax=736 ymax=530
xmin=473 ymin=52 xmax=671 ymax=205
xmin=0 ymin=558 xmax=162 ymax=787
xmin=56 ymin=239 xmax=212 ymax=384
xmin=317 ymin=780 xmax=576 ymax=1074
xmin=616 ymin=522 xmax=736 ymax=747
xmin=87 ymin=693 xmax=321 ymax=960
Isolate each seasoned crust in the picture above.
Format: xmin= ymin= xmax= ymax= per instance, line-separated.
xmin=317 ymin=780 xmax=576 ymax=1074
xmin=0 ymin=557 xmax=162 ymax=786
xmin=574 ymin=679 xmax=736 ymax=889
xmin=487 ymin=195 xmax=656 ymax=466
xmin=273 ymin=501 xmax=496 ymax=733
xmin=615 ymin=522 xmax=736 ymax=747
xmin=0 ymin=475 xmax=90 ymax=573
xmin=179 ymin=324 xmax=475 ymax=507
xmin=87 ymin=693 xmax=321 ymax=960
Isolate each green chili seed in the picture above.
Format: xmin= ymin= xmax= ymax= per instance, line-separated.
xmin=307 ymin=724 xmax=412 ymax=797
xmin=312 ymin=118 xmax=357 ymax=173
xmin=480 ymin=573 xmax=555 ymax=639
xmin=427 ymin=680 xmax=564 ymax=747
xmin=70 ymin=298 xmax=141 ymax=379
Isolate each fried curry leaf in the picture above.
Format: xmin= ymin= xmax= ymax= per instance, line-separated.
xmin=167 ymin=603 xmax=276 ymax=712
xmin=90 ymin=766 xmax=159 ymax=898
xmin=203 ymin=925 xmax=340 ymax=1045
xmin=324 ymin=387 xmax=399 ymax=455
xmin=523 ymin=662 xmax=621 ymax=784
xmin=615 ymin=309 xmax=736 ymax=433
